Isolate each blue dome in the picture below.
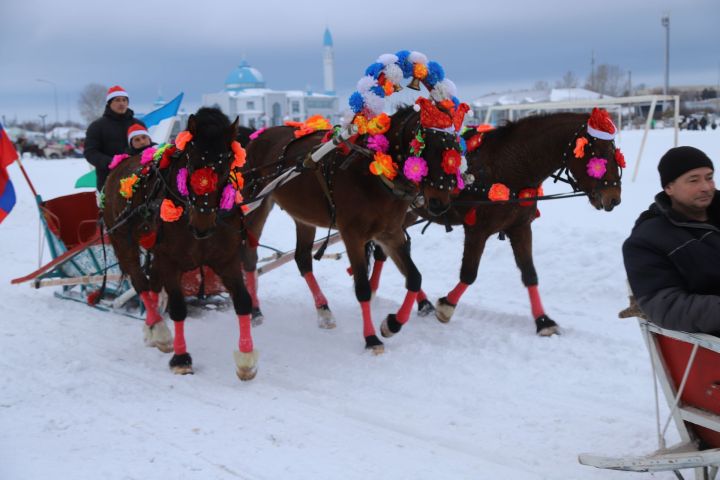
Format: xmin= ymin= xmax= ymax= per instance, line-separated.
xmin=224 ymin=60 xmax=265 ymax=91
xmin=323 ymin=28 xmax=333 ymax=47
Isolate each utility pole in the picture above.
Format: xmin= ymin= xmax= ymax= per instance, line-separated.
xmin=661 ymin=13 xmax=670 ymax=110
xmin=36 ymin=78 xmax=59 ymax=126
xmin=590 ymin=49 xmax=596 ymax=91
xmin=39 ymin=114 xmax=47 ymax=137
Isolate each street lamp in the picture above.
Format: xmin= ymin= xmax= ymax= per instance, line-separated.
xmin=661 ymin=14 xmax=670 ymax=101
xmin=38 ymin=114 xmax=47 ymax=136
xmin=36 ymin=78 xmax=59 ymax=126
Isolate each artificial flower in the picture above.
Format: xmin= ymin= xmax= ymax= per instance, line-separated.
xmin=574 ymin=137 xmax=589 ymax=158
xmin=140 ymin=147 xmax=157 ymax=166
xmin=119 ymin=174 xmax=139 ymax=199
xmin=403 ymin=156 xmax=428 ymax=183
xmin=464 ymin=207 xmax=477 ymax=226
xmin=249 ymin=127 xmax=267 ymax=140
xmin=109 ymin=153 xmax=129 ymax=170
xmin=175 ymin=130 xmax=193 ymax=150
xmin=586 ymin=157 xmax=608 ymax=179
xmin=519 ymin=188 xmax=538 ymax=207
xmin=488 ymin=183 xmax=510 ymax=202
xmin=466 ymin=134 xmax=483 ymax=152
xmin=176 ymin=168 xmax=189 ymax=196
xmin=190 ymin=167 xmax=218 ymax=195
xmin=367 ymin=113 xmax=391 ymax=135
xmin=382 ymin=79 xmax=394 ymax=96
xmin=159 ymin=145 xmax=177 ymax=169
xmin=367 ymin=134 xmax=389 ymax=153
xmin=413 ymin=63 xmax=428 ymax=80
xmin=219 ymin=184 xmax=236 ymax=211
xmin=139 ymin=231 xmax=157 ymax=249
xmin=229 ymin=170 xmax=245 ymax=191
xmin=615 ymin=148 xmax=626 ymax=168
xmin=476 ymin=124 xmax=494 ymax=133
xmin=369 ymin=152 xmax=397 ymax=180
xmin=160 ymin=199 xmax=183 ymax=222
xmin=410 ymin=132 xmax=425 ymax=156
xmin=353 ymin=115 xmax=368 ymax=135
xmin=442 ymin=149 xmax=462 ymax=175
xmin=231 ymin=141 xmax=246 ymax=168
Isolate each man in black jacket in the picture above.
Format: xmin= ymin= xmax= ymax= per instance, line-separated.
xmin=84 ymin=85 xmax=144 ymax=191
xmin=623 ymin=146 xmax=720 ymax=334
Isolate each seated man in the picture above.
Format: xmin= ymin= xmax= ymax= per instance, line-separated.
xmin=623 ymin=146 xmax=720 ymax=334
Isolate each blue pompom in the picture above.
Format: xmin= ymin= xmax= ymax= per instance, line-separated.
xmin=426 ymin=61 xmax=445 ymax=86
xmin=349 ymin=92 xmax=365 ymax=113
xmin=364 ymin=62 xmax=384 ymax=78
xmin=395 ymin=50 xmax=413 ymax=78
xmin=370 ymin=85 xmax=385 ymax=98
xmin=451 ymin=96 xmax=460 ymax=108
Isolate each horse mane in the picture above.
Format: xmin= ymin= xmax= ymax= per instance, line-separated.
xmin=192 ymin=107 xmax=232 ymax=145
xmin=479 ymin=112 xmax=586 ymax=144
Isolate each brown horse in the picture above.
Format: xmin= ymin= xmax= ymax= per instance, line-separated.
xmin=373 ymin=110 xmax=623 ymax=335
xmin=103 ymin=107 xmax=258 ymax=380
xmin=240 ymin=105 xmax=460 ymax=353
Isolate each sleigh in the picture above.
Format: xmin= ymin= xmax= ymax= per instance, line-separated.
xmin=11 ymin=189 xmax=342 ymax=319
xmin=579 ymin=302 xmax=720 ymax=480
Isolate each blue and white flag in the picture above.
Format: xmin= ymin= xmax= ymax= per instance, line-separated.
xmin=138 ymin=92 xmax=184 ymax=144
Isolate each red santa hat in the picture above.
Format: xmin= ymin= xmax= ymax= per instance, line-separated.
xmin=127 ymin=123 xmax=149 ymax=142
xmin=586 ymin=108 xmax=617 ymax=141
xmin=107 ymin=85 xmax=129 ymax=102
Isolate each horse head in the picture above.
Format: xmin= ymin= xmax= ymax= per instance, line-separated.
xmin=175 ymin=107 xmax=241 ymax=238
xmin=565 ymin=108 xmax=623 ymax=212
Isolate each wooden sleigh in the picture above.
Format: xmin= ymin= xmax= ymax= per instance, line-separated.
xmin=11 ymin=189 xmax=343 ymax=319
xmin=579 ymin=299 xmax=720 ymax=479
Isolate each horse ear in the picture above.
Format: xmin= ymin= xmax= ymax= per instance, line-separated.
xmin=229 ymin=116 xmax=239 ymax=140
xmin=187 ymin=114 xmax=196 ymax=135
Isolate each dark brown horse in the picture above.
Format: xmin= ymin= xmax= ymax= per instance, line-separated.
xmin=374 ymin=110 xmax=623 ymax=335
xmin=103 ymin=107 xmax=258 ymax=380
xmin=240 ymin=105 xmax=459 ymax=353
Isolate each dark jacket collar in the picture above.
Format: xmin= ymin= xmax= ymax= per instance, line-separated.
xmin=634 ymin=190 xmax=720 ymax=230
xmin=103 ymin=105 xmax=135 ymax=121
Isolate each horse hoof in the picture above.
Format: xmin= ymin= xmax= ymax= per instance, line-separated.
xmin=380 ymin=314 xmax=402 ymax=338
xmin=535 ymin=315 xmax=560 ymax=336
xmin=169 ymin=353 xmax=193 ymax=375
xmin=251 ymin=307 xmax=264 ymax=327
xmin=143 ymin=321 xmax=174 ymax=353
xmin=435 ymin=297 xmax=456 ymax=324
xmin=234 ymin=350 xmax=259 ymax=381
xmin=316 ymin=304 xmax=336 ymax=329
xmin=364 ymin=335 xmax=384 ymax=355
xmin=417 ymin=299 xmax=435 ymax=317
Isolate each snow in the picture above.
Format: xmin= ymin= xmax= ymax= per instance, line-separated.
xmin=1 ymin=127 xmax=718 ymax=479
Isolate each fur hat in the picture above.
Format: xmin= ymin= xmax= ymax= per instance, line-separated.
xmin=127 ymin=123 xmax=149 ymax=143
xmin=658 ymin=146 xmax=714 ymax=187
xmin=106 ymin=85 xmax=129 ymax=102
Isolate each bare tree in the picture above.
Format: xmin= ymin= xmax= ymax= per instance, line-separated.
xmin=555 ymin=71 xmax=578 ymax=88
xmin=78 ymin=83 xmax=107 ymax=124
xmin=533 ymin=80 xmax=550 ymax=90
xmin=585 ymin=64 xmax=624 ymax=96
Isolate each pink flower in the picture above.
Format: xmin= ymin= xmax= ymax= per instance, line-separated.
xmin=109 ymin=153 xmax=129 ymax=170
xmin=219 ymin=184 xmax=236 ymax=210
xmin=367 ymin=134 xmax=389 ymax=153
xmin=249 ymin=127 xmax=267 ymax=140
xmin=141 ymin=147 xmax=157 ymax=166
xmin=176 ymin=168 xmax=189 ymax=196
xmin=586 ymin=157 xmax=607 ymax=179
xmin=403 ymin=156 xmax=428 ymax=183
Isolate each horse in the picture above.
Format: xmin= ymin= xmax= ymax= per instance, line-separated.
xmin=239 ymin=105 xmax=461 ymax=354
xmin=103 ymin=107 xmax=259 ymax=380
xmin=372 ymin=109 xmax=624 ymax=335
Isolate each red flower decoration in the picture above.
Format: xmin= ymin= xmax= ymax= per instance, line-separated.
xmin=441 ymin=149 xmax=462 ymax=175
xmin=190 ymin=167 xmax=218 ymax=195
xmin=518 ymin=188 xmax=538 ymax=207
xmin=466 ymin=134 xmax=483 ymax=152
xmin=488 ymin=183 xmax=510 ymax=202
xmin=615 ymin=148 xmax=626 ymax=168
xmin=160 ymin=145 xmax=177 ymax=169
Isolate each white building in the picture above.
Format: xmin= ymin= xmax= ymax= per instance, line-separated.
xmin=202 ymin=29 xmax=339 ymax=128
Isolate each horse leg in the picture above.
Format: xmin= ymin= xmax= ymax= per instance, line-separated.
xmin=109 ymin=227 xmax=172 ymax=352
xmin=436 ymin=228 xmax=490 ymax=323
xmin=372 ymin=243 xmax=433 ymax=316
xmin=240 ymin=198 xmax=274 ymax=326
xmin=295 ymin=222 xmax=335 ymax=329
xmin=344 ymin=234 xmax=384 ymax=354
xmin=163 ymin=268 xmax=193 ymax=375
xmin=377 ymin=232 xmax=421 ymax=339
xmin=214 ymin=257 xmax=258 ymax=381
xmin=505 ymin=223 xmax=560 ymax=336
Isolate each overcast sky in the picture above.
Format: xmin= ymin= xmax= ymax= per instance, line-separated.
xmin=2 ymin=0 xmax=718 ymax=124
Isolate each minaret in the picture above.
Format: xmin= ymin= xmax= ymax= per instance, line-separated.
xmin=323 ymin=27 xmax=335 ymax=95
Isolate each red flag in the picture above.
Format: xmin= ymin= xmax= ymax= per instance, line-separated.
xmin=0 ymin=122 xmax=19 ymax=224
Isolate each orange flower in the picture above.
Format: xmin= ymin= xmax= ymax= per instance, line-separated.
xmin=160 ymin=199 xmax=183 ymax=222
xmin=382 ymin=80 xmax=394 ymax=96
xmin=353 ymin=115 xmax=368 ymax=135
xmin=230 ymin=170 xmax=245 ymax=190
xmin=476 ymin=124 xmax=494 ymax=133
xmin=119 ymin=174 xmax=139 ymax=199
xmin=175 ymin=130 xmax=193 ymax=150
xmin=488 ymin=183 xmax=510 ymax=202
xmin=231 ymin=141 xmax=246 ymax=169
xmin=574 ymin=137 xmax=588 ymax=158
xmin=369 ymin=152 xmax=397 ymax=180
xmin=413 ymin=63 xmax=428 ymax=80
xmin=367 ymin=113 xmax=391 ymax=135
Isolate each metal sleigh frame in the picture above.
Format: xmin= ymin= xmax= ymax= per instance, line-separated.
xmin=579 ymin=304 xmax=720 ymax=480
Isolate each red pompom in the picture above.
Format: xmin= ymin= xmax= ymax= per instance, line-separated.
xmin=615 ymin=148 xmax=626 ymax=168
xmin=588 ymin=108 xmax=616 ymax=134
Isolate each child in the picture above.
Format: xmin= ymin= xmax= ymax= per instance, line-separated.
xmin=127 ymin=123 xmax=155 ymax=155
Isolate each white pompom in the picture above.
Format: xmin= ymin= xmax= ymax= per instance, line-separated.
xmin=383 ymin=64 xmax=403 ymax=85
xmin=430 ymin=83 xmax=449 ymax=102
xmin=376 ymin=53 xmax=398 ymax=66
xmin=443 ymin=78 xmax=458 ymax=97
xmin=408 ymin=51 xmax=428 ymax=64
xmin=363 ymin=91 xmax=385 ymax=116
xmin=413 ymin=104 xmax=421 ymax=112
xmin=356 ymin=75 xmax=376 ymax=93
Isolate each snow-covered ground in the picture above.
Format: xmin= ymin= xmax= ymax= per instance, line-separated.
xmin=1 ymin=127 xmax=718 ymax=479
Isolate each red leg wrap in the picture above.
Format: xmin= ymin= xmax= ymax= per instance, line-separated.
xmin=139 ymin=291 xmax=162 ymax=326
xmin=244 ymin=270 xmax=259 ymax=308
xmin=446 ymin=282 xmax=469 ymax=305
xmin=527 ymin=285 xmax=545 ymax=318
xmin=173 ymin=321 xmax=187 ymax=355
xmin=360 ymin=301 xmax=375 ymax=337
xmin=238 ymin=314 xmax=254 ymax=353
xmin=417 ymin=289 xmax=428 ymax=303
xmin=369 ymin=260 xmax=385 ymax=293
xmin=303 ymin=272 xmax=328 ymax=308
xmin=396 ymin=290 xmax=418 ymax=324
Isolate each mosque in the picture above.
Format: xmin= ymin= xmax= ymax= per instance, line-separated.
xmin=202 ymin=28 xmax=339 ymax=129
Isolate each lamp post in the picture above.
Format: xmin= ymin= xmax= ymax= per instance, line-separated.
xmin=38 ymin=114 xmax=47 ymax=137
xmin=36 ymin=78 xmax=59 ymax=126
xmin=661 ymin=14 xmax=670 ymax=110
